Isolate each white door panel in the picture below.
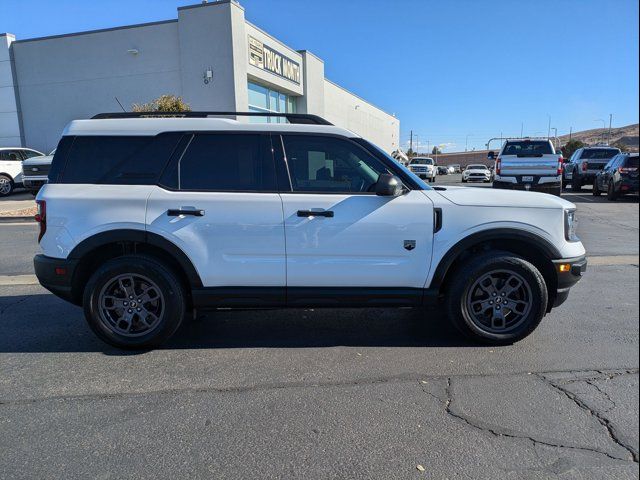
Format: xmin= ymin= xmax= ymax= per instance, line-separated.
xmin=281 ymin=190 xmax=434 ymax=287
xmin=146 ymin=188 xmax=286 ymax=287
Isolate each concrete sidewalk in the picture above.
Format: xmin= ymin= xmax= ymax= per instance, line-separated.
xmin=0 ymin=192 xmax=36 ymax=217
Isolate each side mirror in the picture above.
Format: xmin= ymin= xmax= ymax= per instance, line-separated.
xmin=487 ymin=151 xmax=496 ymax=159
xmin=375 ymin=174 xmax=403 ymax=196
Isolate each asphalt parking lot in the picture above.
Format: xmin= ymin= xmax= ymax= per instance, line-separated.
xmin=0 ymin=178 xmax=638 ymax=479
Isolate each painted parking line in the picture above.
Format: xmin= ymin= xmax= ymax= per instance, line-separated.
xmin=0 ymin=274 xmax=39 ymax=286
xmin=0 ymin=254 xmax=638 ymax=287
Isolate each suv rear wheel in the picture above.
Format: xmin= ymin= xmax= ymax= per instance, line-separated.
xmin=0 ymin=174 xmax=14 ymax=197
xmin=445 ymin=252 xmax=548 ymax=345
xmin=83 ymin=255 xmax=186 ymax=349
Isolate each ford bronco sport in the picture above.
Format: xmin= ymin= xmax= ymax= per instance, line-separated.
xmin=34 ymin=112 xmax=587 ymax=349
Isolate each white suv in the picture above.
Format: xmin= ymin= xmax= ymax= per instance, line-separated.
xmin=34 ymin=112 xmax=587 ymax=349
xmin=0 ymin=147 xmax=44 ymax=196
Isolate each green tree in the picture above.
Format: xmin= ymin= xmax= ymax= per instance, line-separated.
xmin=432 ymin=146 xmax=442 ymax=155
xmin=132 ymin=95 xmax=191 ymax=113
xmin=561 ymin=140 xmax=585 ymax=159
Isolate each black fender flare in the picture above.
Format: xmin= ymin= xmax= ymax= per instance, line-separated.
xmin=429 ymin=228 xmax=561 ymax=289
xmin=68 ymin=229 xmax=203 ymax=288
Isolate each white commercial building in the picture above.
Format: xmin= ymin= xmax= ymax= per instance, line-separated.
xmin=0 ymin=0 xmax=400 ymax=153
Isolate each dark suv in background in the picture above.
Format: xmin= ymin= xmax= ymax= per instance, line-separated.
xmin=593 ymin=153 xmax=639 ymax=200
xmin=564 ymin=146 xmax=620 ymax=191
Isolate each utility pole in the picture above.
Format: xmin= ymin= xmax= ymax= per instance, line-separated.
xmin=547 ymin=116 xmax=551 ymax=139
xmin=409 ymin=130 xmax=413 ymax=153
xmin=608 ymin=114 xmax=613 ymax=144
xmin=520 ymin=122 xmax=524 ymax=138
xmin=569 ymin=126 xmax=572 ymax=142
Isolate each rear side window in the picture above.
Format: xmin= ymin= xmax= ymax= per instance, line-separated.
xmin=502 ymin=141 xmax=553 ymax=156
xmin=57 ymin=134 xmax=182 ymax=184
xmin=176 ymin=134 xmax=276 ymax=191
xmin=579 ymin=149 xmax=619 ymax=160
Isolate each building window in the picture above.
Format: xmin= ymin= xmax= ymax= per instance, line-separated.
xmin=248 ymin=81 xmax=296 ymax=123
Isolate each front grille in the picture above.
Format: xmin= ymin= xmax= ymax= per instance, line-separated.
xmin=23 ymin=164 xmax=51 ymax=176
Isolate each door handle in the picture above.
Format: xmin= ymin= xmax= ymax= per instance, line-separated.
xmin=167 ymin=209 xmax=205 ymax=217
xmin=297 ymin=210 xmax=334 ymax=218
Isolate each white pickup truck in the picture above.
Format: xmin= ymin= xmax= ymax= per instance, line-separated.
xmin=489 ymin=139 xmax=563 ymax=196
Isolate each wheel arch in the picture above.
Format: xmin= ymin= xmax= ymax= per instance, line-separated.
xmin=431 ymin=229 xmax=560 ymax=308
xmin=68 ymin=229 xmax=202 ymax=305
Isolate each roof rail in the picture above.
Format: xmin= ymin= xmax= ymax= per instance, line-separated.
xmin=90 ymin=111 xmax=333 ymax=125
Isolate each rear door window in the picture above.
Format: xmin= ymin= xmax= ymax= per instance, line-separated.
xmin=176 ymin=133 xmax=276 ymax=192
xmin=502 ymin=141 xmax=553 ymax=156
xmin=580 ymin=149 xmax=619 ymax=160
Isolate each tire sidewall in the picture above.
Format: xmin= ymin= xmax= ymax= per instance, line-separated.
xmin=83 ymin=256 xmax=186 ymax=349
xmin=447 ymin=254 xmax=548 ymax=344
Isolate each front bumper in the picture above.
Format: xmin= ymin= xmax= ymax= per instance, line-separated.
xmin=34 ymin=254 xmax=79 ymax=304
xmin=551 ymin=256 xmax=587 ymax=307
xmin=22 ymin=176 xmax=48 ymax=190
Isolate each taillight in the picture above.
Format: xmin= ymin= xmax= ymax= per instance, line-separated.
xmin=495 ymin=158 xmax=502 ymax=175
xmin=35 ymin=200 xmax=46 ymax=242
xmin=557 ymin=158 xmax=563 ymax=175
xmin=582 ymin=162 xmax=588 ymax=172
xmin=619 ymin=167 xmax=638 ymax=174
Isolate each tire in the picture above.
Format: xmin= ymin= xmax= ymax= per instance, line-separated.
xmin=571 ymin=174 xmax=582 ymax=191
xmin=445 ymin=251 xmax=548 ymax=345
xmin=607 ymin=181 xmax=618 ymax=201
xmin=462 ymin=178 xmax=467 ymax=183
xmin=593 ymin=179 xmax=601 ymax=197
xmin=0 ymin=174 xmax=14 ymax=197
xmin=550 ymin=185 xmax=562 ymax=197
xmin=83 ymin=255 xmax=186 ymax=349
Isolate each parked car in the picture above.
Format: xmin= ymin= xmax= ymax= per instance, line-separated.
xmin=437 ymin=166 xmax=449 ymax=175
xmin=490 ymin=139 xmax=563 ymax=196
xmin=462 ymin=164 xmax=492 ymax=183
xmin=408 ymin=157 xmax=437 ymax=182
xmin=34 ymin=111 xmax=586 ymax=349
xmin=450 ymin=164 xmax=462 ymax=174
xmin=563 ymin=146 xmax=620 ymax=191
xmin=593 ymin=153 xmax=639 ymax=200
xmin=22 ymin=149 xmax=56 ymax=195
xmin=447 ymin=165 xmax=456 ymax=174
xmin=0 ymin=147 xmax=44 ymax=196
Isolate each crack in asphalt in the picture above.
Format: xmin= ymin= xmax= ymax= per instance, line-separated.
xmin=443 ymin=377 xmax=632 ymax=463
xmin=536 ymin=373 xmax=639 ymax=463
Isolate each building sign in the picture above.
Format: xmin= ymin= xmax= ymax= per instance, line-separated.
xmin=248 ymin=35 xmax=300 ymax=85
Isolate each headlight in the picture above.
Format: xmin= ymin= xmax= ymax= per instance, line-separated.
xmin=565 ymin=209 xmax=579 ymax=241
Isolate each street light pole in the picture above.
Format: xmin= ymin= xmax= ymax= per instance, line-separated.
xmin=608 ymin=114 xmax=613 ymax=144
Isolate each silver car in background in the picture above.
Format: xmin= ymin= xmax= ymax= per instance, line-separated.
xmin=22 ymin=149 xmax=55 ymax=195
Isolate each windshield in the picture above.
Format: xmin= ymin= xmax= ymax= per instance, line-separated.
xmin=411 ymin=158 xmax=434 ymax=165
xmin=502 ymin=141 xmax=554 ymax=156
xmin=468 ymin=164 xmax=488 ymax=170
xmin=580 ymin=148 xmax=619 ymax=160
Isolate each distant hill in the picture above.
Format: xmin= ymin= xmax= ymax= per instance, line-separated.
xmin=558 ymin=123 xmax=639 ymax=152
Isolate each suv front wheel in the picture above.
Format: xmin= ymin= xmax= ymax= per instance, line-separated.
xmin=445 ymin=252 xmax=548 ymax=345
xmin=83 ymin=255 xmax=186 ymax=349
xmin=0 ymin=174 xmax=14 ymax=197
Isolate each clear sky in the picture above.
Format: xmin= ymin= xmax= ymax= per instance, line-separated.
xmin=1 ymin=0 xmax=638 ymax=152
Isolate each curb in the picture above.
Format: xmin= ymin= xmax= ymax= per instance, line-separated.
xmin=0 ymin=216 xmax=35 ymax=223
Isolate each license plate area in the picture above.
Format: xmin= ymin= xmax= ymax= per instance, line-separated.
xmin=522 ymin=176 xmax=534 ymax=183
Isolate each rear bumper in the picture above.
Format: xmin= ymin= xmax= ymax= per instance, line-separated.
xmin=22 ymin=177 xmax=48 ymax=189
xmin=33 ymin=254 xmax=79 ymax=304
xmin=552 ymin=256 xmax=587 ymax=307
xmin=493 ymin=179 xmax=560 ymax=193
xmin=618 ymin=179 xmax=639 ymax=194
